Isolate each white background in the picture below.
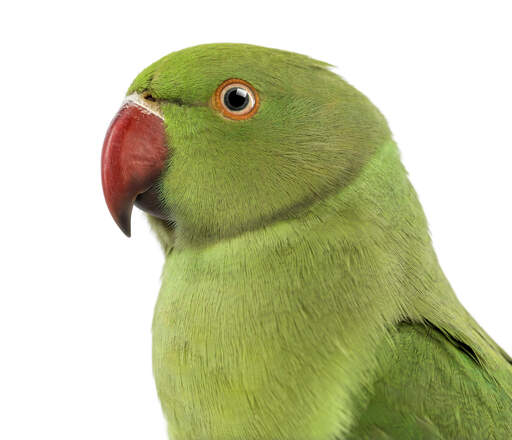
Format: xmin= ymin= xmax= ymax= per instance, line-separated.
xmin=1 ymin=1 xmax=511 ymax=439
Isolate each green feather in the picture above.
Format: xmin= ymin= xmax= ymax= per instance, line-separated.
xmin=124 ymin=43 xmax=512 ymax=439
xmin=347 ymin=323 xmax=512 ymax=439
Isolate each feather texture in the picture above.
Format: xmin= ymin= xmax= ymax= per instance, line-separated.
xmin=118 ymin=44 xmax=512 ymax=439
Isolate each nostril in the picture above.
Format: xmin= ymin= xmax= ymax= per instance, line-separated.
xmin=143 ymin=92 xmax=157 ymax=102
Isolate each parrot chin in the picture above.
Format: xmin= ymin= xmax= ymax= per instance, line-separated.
xmin=135 ymin=186 xmax=169 ymax=220
xmin=101 ymin=95 xmax=169 ymax=237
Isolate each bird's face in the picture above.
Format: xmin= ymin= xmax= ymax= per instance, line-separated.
xmin=102 ymin=44 xmax=390 ymax=243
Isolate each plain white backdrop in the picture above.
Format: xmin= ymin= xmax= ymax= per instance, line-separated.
xmin=1 ymin=1 xmax=510 ymax=439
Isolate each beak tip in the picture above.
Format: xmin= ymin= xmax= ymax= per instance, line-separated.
xmin=112 ymin=208 xmax=132 ymax=238
xmin=120 ymin=224 xmax=132 ymax=238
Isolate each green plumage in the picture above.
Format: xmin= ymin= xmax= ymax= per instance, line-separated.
xmin=125 ymin=44 xmax=512 ymax=439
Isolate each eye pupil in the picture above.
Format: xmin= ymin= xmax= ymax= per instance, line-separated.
xmin=224 ymin=87 xmax=249 ymax=111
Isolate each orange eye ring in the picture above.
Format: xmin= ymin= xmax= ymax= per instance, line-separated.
xmin=212 ymin=78 xmax=260 ymax=120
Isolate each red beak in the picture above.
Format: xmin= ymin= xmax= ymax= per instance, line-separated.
xmin=101 ymin=101 xmax=168 ymax=237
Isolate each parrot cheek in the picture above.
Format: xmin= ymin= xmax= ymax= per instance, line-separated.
xmin=101 ymin=99 xmax=169 ymax=237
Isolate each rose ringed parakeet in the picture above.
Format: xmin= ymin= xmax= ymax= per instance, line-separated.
xmin=101 ymin=44 xmax=512 ymax=439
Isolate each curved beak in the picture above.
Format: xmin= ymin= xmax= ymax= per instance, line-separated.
xmin=101 ymin=96 xmax=168 ymax=237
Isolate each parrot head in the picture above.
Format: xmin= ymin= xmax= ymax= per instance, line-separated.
xmin=101 ymin=43 xmax=391 ymax=242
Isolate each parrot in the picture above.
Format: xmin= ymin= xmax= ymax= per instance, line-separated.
xmin=101 ymin=43 xmax=512 ymax=439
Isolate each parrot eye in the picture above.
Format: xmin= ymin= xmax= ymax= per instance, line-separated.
xmin=213 ymin=79 xmax=259 ymax=120
xmin=225 ymin=87 xmax=249 ymax=111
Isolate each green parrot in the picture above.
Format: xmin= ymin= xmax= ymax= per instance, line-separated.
xmin=101 ymin=43 xmax=512 ymax=439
